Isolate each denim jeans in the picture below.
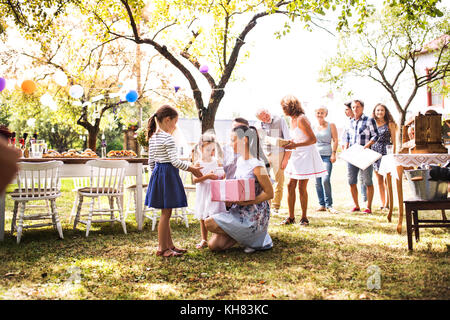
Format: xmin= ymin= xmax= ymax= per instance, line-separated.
xmin=315 ymin=155 xmax=333 ymax=208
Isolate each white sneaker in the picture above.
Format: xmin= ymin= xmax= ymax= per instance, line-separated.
xmin=244 ymin=247 xmax=256 ymax=254
xmin=327 ymin=207 xmax=339 ymax=214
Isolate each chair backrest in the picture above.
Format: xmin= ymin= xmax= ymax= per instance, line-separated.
xmin=72 ymin=177 xmax=90 ymax=190
xmin=86 ymin=159 xmax=129 ymax=194
xmin=179 ymin=168 xmax=193 ymax=186
xmin=125 ymin=166 xmax=151 ymax=186
xmin=16 ymin=161 xmax=64 ymax=198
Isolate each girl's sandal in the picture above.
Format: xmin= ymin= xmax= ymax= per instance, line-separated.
xmin=156 ymin=249 xmax=183 ymax=257
xmin=196 ymin=240 xmax=208 ymax=249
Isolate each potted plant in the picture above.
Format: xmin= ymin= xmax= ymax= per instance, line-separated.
xmin=136 ymin=127 xmax=148 ymax=156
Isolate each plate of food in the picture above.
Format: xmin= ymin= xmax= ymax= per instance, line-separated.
xmin=107 ymin=150 xmax=137 ymax=158
xmin=44 ymin=148 xmax=98 ymax=158
xmin=43 ymin=149 xmax=62 ymax=158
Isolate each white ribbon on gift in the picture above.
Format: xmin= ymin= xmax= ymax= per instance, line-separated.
xmin=244 ymin=179 xmax=250 ymax=200
xmin=219 ymin=180 xmax=226 ymax=201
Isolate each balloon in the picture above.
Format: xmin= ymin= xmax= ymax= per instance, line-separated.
xmin=54 ymin=71 xmax=68 ymax=87
xmin=199 ymin=65 xmax=209 ymax=73
xmin=174 ymin=85 xmax=180 ymax=93
xmin=0 ymin=78 xmax=5 ymax=92
xmin=21 ymin=80 xmax=37 ymax=94
xmin=69 ymin=85 xmax=84 ymax=99
xmin=125 ymin=90 xmax=138 ymax=103
xmin=40 ymin=93 xmax=54 ymax=107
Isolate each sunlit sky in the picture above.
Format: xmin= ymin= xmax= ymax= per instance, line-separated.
xmin=170 ymin=0 xmax=449 ymax=128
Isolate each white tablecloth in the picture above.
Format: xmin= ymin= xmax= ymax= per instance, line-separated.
xmin=378 ymin=154 xmax=450 ymax=180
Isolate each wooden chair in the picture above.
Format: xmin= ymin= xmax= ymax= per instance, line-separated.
xmin=172 ymin=169 xmax=196 ymax=228
xmin=142 ymin=168 xmax=196 ymax=230
xmin=10 ymin=161 xmax=64 ymax=244
xmin=124 ymin=167 xmax=150 ymax=219
xmin=70 ymin=177 xmax=99 ymax=223
xmin=73 ymin=159 xmax=129 ymax=237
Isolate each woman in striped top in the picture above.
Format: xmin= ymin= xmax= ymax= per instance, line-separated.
xmin=145 ymin=105 xmax=203 ymax=258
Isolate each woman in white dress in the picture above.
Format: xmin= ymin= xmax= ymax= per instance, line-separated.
xmin=280 ymin=95 xmax=327 ymax=226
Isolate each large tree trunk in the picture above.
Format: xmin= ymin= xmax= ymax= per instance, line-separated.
xmin=87 ymin=127 xmax=99 ymax=151
xmin=200 ymin=90 xmax=224 ymax=133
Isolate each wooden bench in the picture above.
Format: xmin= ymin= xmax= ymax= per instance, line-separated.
xmin=404 ymin=199 xmax=450 ymax=250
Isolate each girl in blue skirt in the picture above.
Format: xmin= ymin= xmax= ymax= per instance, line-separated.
xmin=145 ymin=105 xmax=203 ymax=257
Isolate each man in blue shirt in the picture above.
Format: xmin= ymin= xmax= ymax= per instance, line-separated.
xmin=345 ymin=100 xmax=379 ymax=214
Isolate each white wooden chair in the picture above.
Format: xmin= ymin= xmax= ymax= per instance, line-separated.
xmin=172 ymin=169 xmax=196 ymax=228
xmin=73 ymin=159 xmax=129 ymax=237
xmin=69 ymin=177 xmax=98 ymax=223
xmin=10 ymin=161 xmax=64 ymax=244
xmin=124 ymin=167 xmax=150 ymax=219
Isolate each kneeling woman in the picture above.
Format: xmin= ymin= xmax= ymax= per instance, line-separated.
xmin=205 ymin=125 xmax=274 ymax=253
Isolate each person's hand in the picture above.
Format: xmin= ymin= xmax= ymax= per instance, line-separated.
xmin=283 ymin=141 xmax=297 ymax=150
xmin=189 ymin=166 xmax=203 ymax=178
xmin=234 ymin=200 xmax=253 ymax=206
xmin=330 ymin=153 xmax=336 ymax=163
xmin=0 ymin=139 xmax=21 ymax=193
xmin=207 ymin=172 xmax=220 ymax=180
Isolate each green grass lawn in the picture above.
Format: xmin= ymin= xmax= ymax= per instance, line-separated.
xmin=0 ymin=159 xmax=449 ymax=300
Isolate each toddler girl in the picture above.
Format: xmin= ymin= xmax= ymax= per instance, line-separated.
xmin=192 ymin=133 xmax=226 ymax=249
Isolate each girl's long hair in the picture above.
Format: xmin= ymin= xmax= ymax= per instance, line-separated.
xmin=147 ymin=105 xmax=179 ymax=139
xmin=372 ymin=103 xmax=396 ymax=127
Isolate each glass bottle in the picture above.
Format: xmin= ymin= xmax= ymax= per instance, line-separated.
xmin=101 ymin=133 xmax=107 ymax=158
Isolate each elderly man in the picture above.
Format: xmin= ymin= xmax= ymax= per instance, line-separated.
xmin=255 ymin=108 xmax=291 ymax=214
xmin=344 ymin=99 xmax=378 ymax=214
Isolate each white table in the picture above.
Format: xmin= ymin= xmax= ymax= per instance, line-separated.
xmin=0 ymin=158 xmax=148 ymax=241
xmin=378 ymin=153 xmax=450 ymax=233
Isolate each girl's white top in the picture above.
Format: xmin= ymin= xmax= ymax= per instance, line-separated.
xmin=194 ymin=158 xmax=226 ymax=220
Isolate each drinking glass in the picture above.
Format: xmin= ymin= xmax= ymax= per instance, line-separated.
xmin=30 ymin=140 xmax=47 ymax=158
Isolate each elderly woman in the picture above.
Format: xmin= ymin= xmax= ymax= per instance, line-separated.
xmin=312 ymin=106 xmax=339 ymax=214
xmin=205 ymin=125 xmax=274 ymax=253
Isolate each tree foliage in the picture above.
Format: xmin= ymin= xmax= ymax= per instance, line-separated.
xmin=319 ymin=4 xmax=449 ymax=128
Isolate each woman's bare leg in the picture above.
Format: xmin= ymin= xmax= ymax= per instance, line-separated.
xmin=204 ymin=217 xmax=236 ymax=251
xmin=287 ymin=179 xmax=298 ymax=219
xmin=375 ymin=171 xmax=386 ymax=208
xmin=298 ymin=179 xmax=309 ymax=220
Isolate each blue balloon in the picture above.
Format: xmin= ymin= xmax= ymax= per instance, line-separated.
xmin=126 ymin=90 xmax=138 ymax=103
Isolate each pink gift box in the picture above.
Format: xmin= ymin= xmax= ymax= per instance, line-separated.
xmin=211 ymin=178 xmax=256 ymax=202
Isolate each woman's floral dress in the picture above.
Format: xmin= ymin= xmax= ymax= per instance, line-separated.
xmin=212 ymin=157 xmax=273 ymax=250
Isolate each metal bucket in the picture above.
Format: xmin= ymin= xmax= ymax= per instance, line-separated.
xmin=405 ymin=169 xmax=438 ymax=200
xmin=435 ymin=180 xmax=449 ymax=199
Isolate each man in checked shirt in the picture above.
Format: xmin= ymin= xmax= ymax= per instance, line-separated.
xmin=344 ymin=99 xmax=379 ymax=214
